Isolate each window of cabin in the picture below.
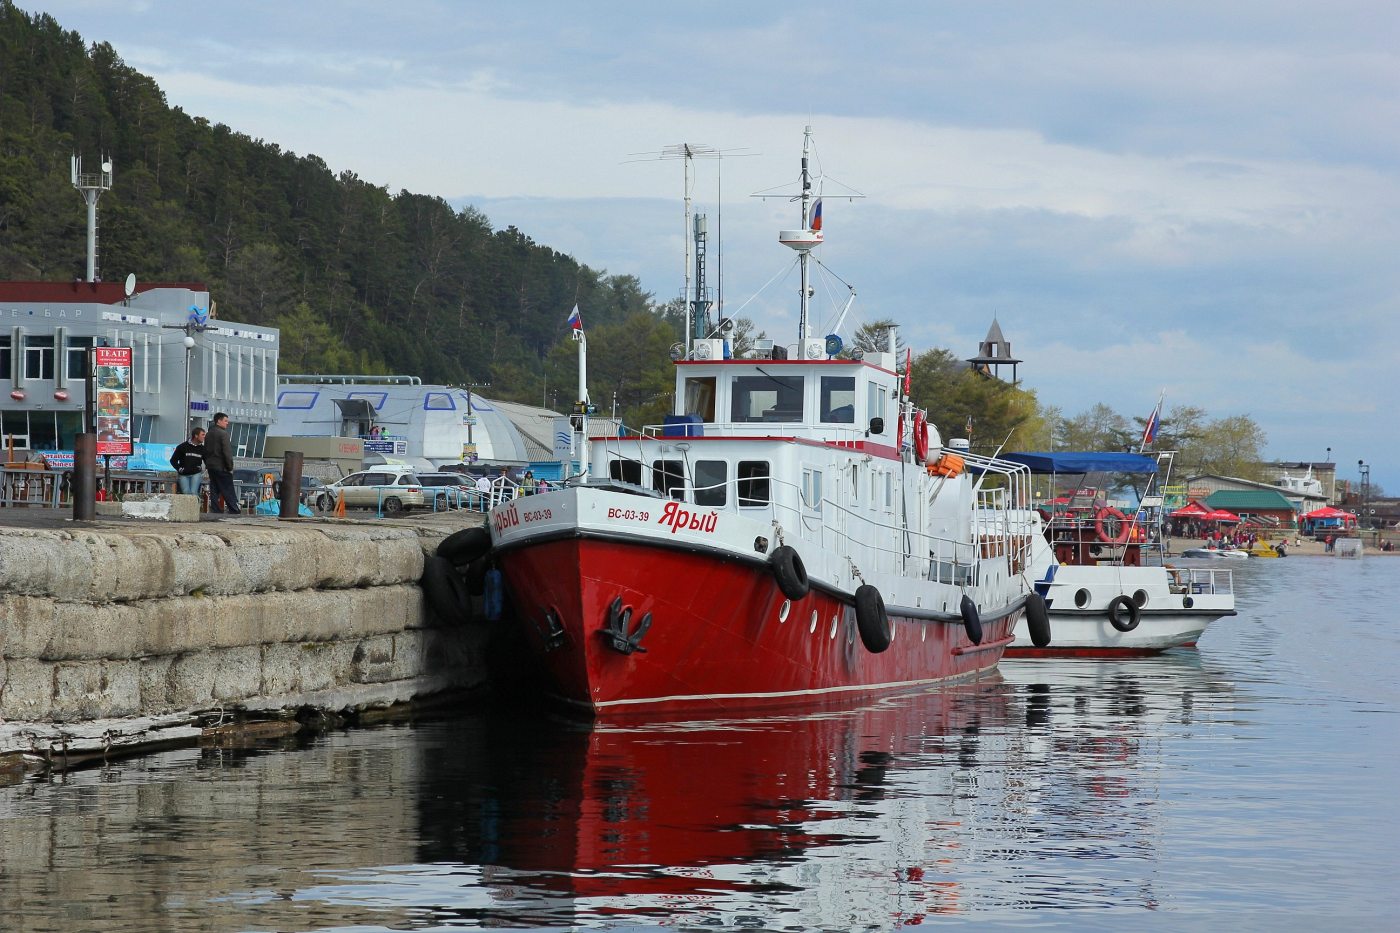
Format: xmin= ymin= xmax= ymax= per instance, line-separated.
xmin=820 ymin=375 xmax=856 ymax=423
xmin=867 ymin=382 xmax=888 ymax=433
xmin=802 ymin=467 xmax=823 ymax=514
xmin=609 ymin=459 xmax=642 ymax=485
xmin=737 ymin=460 xmax=771 ymax=506
xmin=684 ymin=376 xmax=717 ymax=422
xmin=850 ymin=463 xmax=860 ymax=505
xmin=66 ymin=335 xmax=95 ymax=382
xmin=885 ymin=472 xmax=893 ymax=509
xmin=0 ymin=334 xmax=9 ymax=380
xmin=731 ymin=374 xmax=805 ymax=423
xmin=694 ymin=459 xmax=727 ymax=506
xmin=651 ymin=459 xmax=685 ymax=499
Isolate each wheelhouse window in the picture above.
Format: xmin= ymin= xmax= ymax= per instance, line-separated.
xmin=684 ymin=376 xmax=717 ymax=422
xmin=737 ymin=460 xmax=771 ymax=506
xmin=867 ymin=382 xmax=888 ymax=433
xmin=652 ymin=459 xmax=685 ymax=499
xmin=0 ymin=333 xmax=10 ymax=380
xmin=609 ymin=459 xmax=642 ymax=485
xmin=820 ymin=376 xmax=856 ymax=423
xmin=24 ymin=335 xmax=54 ymax=380
xmin=731 ymin=374 xmax=805 ymax=423
xmin=694 ymin=459 xmax=727 ymax=507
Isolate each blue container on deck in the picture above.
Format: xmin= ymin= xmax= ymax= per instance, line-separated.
xmin=662 ymin=414 xmax=704 ymax=437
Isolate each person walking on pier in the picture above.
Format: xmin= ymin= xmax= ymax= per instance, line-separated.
xmin=170 ymin=427 xmax=207 ymax=495
xmin=205 ymin=413 xmax=241 ymax=514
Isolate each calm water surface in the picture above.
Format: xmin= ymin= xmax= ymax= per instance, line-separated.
xmin=2 ymin=557 xmax=1397 ymax=931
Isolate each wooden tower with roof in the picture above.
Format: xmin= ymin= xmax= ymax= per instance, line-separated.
xmin=967 ymin=317 xmax=1021 ymax=383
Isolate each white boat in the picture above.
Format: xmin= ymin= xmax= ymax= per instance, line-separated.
xmin=1002 ymin=451 xmax=1237 ymax=657
xmin=1180 ymin=546 xmax=1250 ymax=560
xmin=478 ymin=127 xmax=1041 ymax=716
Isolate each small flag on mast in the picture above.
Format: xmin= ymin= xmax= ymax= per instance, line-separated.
xmin=566 ymin=304 xmax=582 ymax=331
xmin=1141 ymin=395 xmax=1163 ymax=448
xmin=809 ymin=198 xmax=823 ymax=232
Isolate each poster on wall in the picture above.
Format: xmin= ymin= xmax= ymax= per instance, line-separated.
xmin=93 ymin=346 xmax=133 ymax=456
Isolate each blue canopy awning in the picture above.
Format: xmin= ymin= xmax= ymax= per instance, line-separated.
xmin=1002 ymin=451 xmax=1160 ymax=474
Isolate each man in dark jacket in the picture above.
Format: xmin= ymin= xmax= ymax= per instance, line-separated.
xmin=169 ymin=426 xmax=206 ymax=495
xmin=204 ymin=412 xmax=240 ymax=514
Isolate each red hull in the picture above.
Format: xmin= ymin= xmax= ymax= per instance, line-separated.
xmin=1005 ymin=641 xmax=1200 ymax=659
xmin=497 ymin=536 xmax=1018 ymax=716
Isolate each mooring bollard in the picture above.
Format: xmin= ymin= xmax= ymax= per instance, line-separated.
xmin=279 ymin=451 xmax=304 ymax=519
xmin=73 ymin=433 xmax=96 ymax=521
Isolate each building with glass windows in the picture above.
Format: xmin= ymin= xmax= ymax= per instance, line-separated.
xmin=0 ymin=281 xmax=279 ymax=458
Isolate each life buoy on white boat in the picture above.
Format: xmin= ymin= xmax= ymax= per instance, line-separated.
xmin=770 ymin=545 xmax=810 ymax=600
xmin=854 ymin=584 xmax=892 ymax=653
xmin=960 ymin=595 xmax=983 ymax=645
xmin=420 ymin=554 xmax=470 ymax=626
xmin=1025 ymin=593 xmax=1052 ymax=648
xmin=1095 ymin=507 xmax=1131 ymax=545
xmin=912 ymin=411 xmax=929 ymax=463
xmin=1106 ymin=595 xmax=1140 ymax=632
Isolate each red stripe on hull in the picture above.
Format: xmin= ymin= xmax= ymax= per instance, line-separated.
xmin=499 ymin=537 xmax=1016 ymax=716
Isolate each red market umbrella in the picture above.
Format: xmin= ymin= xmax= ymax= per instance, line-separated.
xmin=1206 ymin=509 xmax=1242 ymax=523
xmin=1303 ymin=505 xmax=1357 ymax=523
xmin=1171 ymin=501 xmax=1212 ymax=517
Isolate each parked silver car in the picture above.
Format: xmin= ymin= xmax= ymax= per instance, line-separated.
xmin=317 ymin=469 xmax=427 ymax=515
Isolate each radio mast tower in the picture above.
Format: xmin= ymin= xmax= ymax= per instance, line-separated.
xmin=71 ymin=155 xmax=113 ymax=282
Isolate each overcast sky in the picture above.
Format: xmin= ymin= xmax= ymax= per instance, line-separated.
xmin=30 ymin=1 xmax=1400 ymax=490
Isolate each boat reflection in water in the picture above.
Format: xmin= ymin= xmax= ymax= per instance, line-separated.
xmin=414 ymin=652 xmax=1236 ymax=925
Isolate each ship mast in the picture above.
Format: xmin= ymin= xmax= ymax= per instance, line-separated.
xmin=777 ymin=126 xmax=824 ymax=343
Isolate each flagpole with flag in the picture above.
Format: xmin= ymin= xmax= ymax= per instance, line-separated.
xmin=568 ymin=304 xmax=590 ymax=478
xmin=1138 ymin=390 xmax=1164 ymax=453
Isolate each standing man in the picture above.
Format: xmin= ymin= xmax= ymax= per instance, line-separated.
xmin=205 ymin=412 xmax=241 ymax=514
xmin=169 ymin=426 xmax=207 ymax=495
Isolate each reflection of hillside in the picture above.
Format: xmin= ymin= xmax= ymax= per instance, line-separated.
xmin=0 ymin=729 xmax=425 ymax=932
xmin=415 ymin=677 xmax=1015 ymax=926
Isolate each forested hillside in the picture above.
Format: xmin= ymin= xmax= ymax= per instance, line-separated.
xmin=0 ymin=2 xmax=654 ymax=401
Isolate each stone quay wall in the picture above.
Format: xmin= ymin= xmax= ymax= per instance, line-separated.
xmin=0 ymin=515 xmax=489 ymax=761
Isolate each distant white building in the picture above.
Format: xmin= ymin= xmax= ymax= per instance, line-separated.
xmin=270 ymin=374 xmax=530 ymax=468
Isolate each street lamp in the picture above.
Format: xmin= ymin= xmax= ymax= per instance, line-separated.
xmin=464 ymin=381 xmax=490 ymax=457
xmin=182 ymin=334 xmax=195 ymax=436
xmin=1358 ymin=459 xmax=1371 ymax=528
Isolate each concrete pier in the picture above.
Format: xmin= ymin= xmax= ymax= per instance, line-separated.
xmin=0 ymin=511 xmax=491 ymax=770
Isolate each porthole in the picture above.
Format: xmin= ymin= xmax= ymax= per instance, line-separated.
xmin=778 ymin=600 xmax=791 ymax=623
xmin=830 ymin=615 xmax=838 ymax=639
xmin=1074 ymin=588 xmax=1091 ymax=609
xmin=1133 ymin=589 xmax=1149 ymax=608
xmin=810 ymin=610 xmax=819 ymax=633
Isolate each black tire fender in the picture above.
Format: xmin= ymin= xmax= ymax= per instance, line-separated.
xmin=770 ymin=545 xmax=810 ymax=600
xmin=438 ymin=526 xmax=493 ymax=565
xmin=465 ymin=556 xmax=489 ymax=596
xmin=1025 ymin=593 xmax=1052 ymax=648
xmin=421 ymin=555 xmax=469 ymax=626
xmin=854 ymin=584 xmax=892 ymax=653
xmin=1107 ymin=594 xmax=1141 ymax=632
xmin=960 ymin=594 xmax=983 ymax=645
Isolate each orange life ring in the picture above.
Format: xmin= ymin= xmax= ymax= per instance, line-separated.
xmin=912 ymin=411 xmax=929 ymax=463
xmin=1095 ymin=506 xmax=1131 ymax=544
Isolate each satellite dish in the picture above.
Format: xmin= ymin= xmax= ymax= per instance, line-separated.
xmin=101 ymin=160 xmax=113 ymax=173
xmin=123 ymin=273 xmax=136 ymax=298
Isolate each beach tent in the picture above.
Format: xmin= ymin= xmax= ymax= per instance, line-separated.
xmin=1206 ymin=508 xmax=1242 ymax=523
xmin=1171 ymin=501 xmax=1213 ymax=518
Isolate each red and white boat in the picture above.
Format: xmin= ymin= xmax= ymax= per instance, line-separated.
xmin=486 ymin=128 xmax=1042 ymax=716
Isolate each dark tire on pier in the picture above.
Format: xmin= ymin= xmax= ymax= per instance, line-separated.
xmin=770 ymin=545 xmax=810 ymax=600
xmin=438 ymin=526 xmax=492 ymax=565
xmin=1025 ymin=593 xmax=1052 ymax=648
xmin=855 ymin=584 xmax=892 ymax=653
xmin=960 ymin=594 xmax=983 ymax=645
xmin=421 ymin=555 xmax=470 ymax=626
xmin=465 ymin=556 xmax=489 ymax=596
xmin=1107 ymin=595 xmax=1141 ymax=632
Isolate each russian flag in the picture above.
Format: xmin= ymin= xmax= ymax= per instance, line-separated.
xmin=1141 ymin=400 xmax=1161 ymax=446
xmin=566 ymin=304 xmax=582 ymax=331
xmin=809 ymin=198 xmax=823 ymax=231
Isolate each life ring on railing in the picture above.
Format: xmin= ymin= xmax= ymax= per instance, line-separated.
xmin=1106 ymin=595 xmax=1140 ymax=632
xmin=927 ymin=452 xmax=965 ymax=479
xmin=912 ymin=411 xmax=929 ymax=464
xmin=854 ymin=584 xmax=892 ymax=653
xmin=770 ymin=545 xmax=810 ymax=600
xmin=1095 ymin=507 xmax=1131 ymax=544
